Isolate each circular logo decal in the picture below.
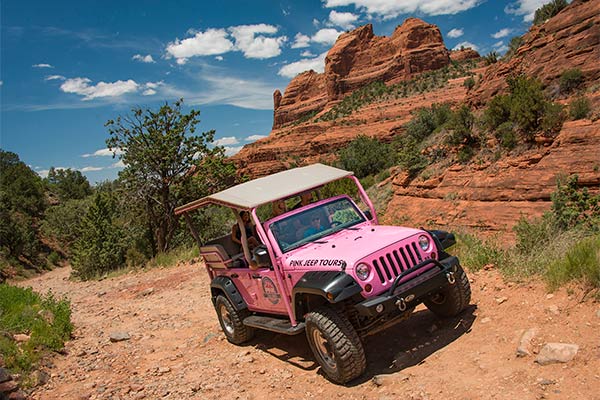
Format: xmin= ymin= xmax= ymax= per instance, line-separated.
xmin=261 ymin=277 xmax=281 ymax=304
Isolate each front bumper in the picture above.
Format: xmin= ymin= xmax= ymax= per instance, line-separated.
xmin=355 ymin=256 xmax=460 ymax=317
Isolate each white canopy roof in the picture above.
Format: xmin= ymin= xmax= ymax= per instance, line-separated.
xmin=175 ymin=163 xmax=353 ymax=214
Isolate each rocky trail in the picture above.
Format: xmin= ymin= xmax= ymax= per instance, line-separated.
xmin=18 ymin=262 xmax=600 ymax=400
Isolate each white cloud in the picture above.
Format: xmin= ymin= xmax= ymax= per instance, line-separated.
xmin=180 ymin=74 xmax=276 ymax=110
xmin=505 ymin=0 xmax=548 ymax=22
xmin=223 ymin=146 xmax=243 ymax=156
xmin=246 ymin=134 xmax=267 ymax=141
xmin=45 ymin=75 xmax=66 ymax=81
xmin=312 ymin=29 xmax=342 ymax=45
xmin=493 ymin=41 xmax=509 ymax=53
xmin=145 ymin=81 xmax=163 ymax=89
xmin=329 ymin=10 xmax=358 ymax=30
xmin=215 ymin=56 xmax=224 ymax=61
xmin=301 ymin=50 xmax=315 ymax=57
xmin=447 ymin=28 xmax=464 ymax=38
xmin=291 ymin=33 xmax=311 ymax=49
xmin=36 ymin=169 xmax=50 ymax=178
xmin=111 ymin=160 xmax=126 ymax=168
xmin=229 ymin=24 xmax=287 ymax=59
xmin=453 ymin=41 xmax=479 ymax=51
xmin=166 ymin=28 xmax=234 ymax=60
xmin=60 ymin=77 xmax=139 ymax=100
xmin=313 ymin=18 xmax=321 ymax=28
xmin=82 ymin=148 xmax=124 ymax=158
xmin=214 ymin=136 xmax=240 ymax=146
xmin=324 ymin=0 xmax=482 ymax=19
xmin=0 ymin=81 xmax=3 ymax=86
xmin=80 ymin=166 xmax=104 ymax=172
xmin=32 ymin=63 xmax=53 ymax=68
xmin=132 ymin=54 xmax=155 ymax=63
xmin=142 ymin=89 xmax=157 ymax=96
xmin=278 ymin=52 xmax=328 ymax=78
xmin=492 ymin=28 xmax=513 ymax=39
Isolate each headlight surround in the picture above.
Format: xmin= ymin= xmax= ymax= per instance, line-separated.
xmin=418 ymin=235 xmax=431 ymax=251
xmin=355 ymin=263 xmax=370 ymax=281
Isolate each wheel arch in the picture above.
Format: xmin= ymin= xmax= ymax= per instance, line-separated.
xmin=211 ymin=275 xmax=248 ymax=311
xmin=292 ymin=271 xmax=362 ymax=321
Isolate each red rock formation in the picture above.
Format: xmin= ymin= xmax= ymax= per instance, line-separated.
xmin=271 ymin=19 xmax=450 ymax=130
xmin=450 ymin=48 xmax=480 ymax=63
xmin=469 ymin=0 xmax=600 ymax=107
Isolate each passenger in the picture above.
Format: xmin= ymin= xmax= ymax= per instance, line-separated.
xmin=303 ymin=214 xmax=326 ymax=238
xmin=232 ymin=211 xmax=260 ymax=251
xmin=292 ymin=191 xmax=313 ymax=210
xmin=272 ymin=199 xmax=287 ymax=217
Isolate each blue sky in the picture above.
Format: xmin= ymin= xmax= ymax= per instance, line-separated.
xmin=1 ymin=0 xmax=549 ymax=183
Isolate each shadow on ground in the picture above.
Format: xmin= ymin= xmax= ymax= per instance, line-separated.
xmin=250 ymin=305 xmax=477 ymax=383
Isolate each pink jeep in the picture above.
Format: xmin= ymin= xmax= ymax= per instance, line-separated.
xmin=176 ymin=164 xmax=470 ymax=383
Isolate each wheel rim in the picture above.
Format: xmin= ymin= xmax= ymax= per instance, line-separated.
xmin=219 ymin=304 xmax=234 ymax=335
xmin=311 ymin=329 xmax=336 ymax=370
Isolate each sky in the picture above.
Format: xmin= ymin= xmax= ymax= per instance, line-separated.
xmin=1 ymin=0 xmax=551 ymax=183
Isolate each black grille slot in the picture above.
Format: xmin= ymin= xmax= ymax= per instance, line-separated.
xmin=399 ymin=247 xmax=411 ymax=269
xmin=379 ymin=256 xmax=393 ymax=280
xmin=392 ymin=250 xmax=405 ymax=272
xmin=386 ymin=253 xmax=400 ymax=275
xmin=372 ymin=259 xmax=385 ymax=283
xmin=405 ymin=244 xmax=417 ymax=266
xmin=411 ymin=242 xmax=423 ymax=262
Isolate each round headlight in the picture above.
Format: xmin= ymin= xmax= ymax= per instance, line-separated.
xmin=355 ymin=263 xmax=370 ymax=281
xmin=418 ymin=235 xmax=430 ymax=251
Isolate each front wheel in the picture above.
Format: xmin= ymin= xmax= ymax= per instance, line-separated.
xmin=424 ymin=264 xmax=471 ymax=317
xmin=305 ymin=306 xmax=366 ymax=384
xmin=214 ymin=295 xmax=254 ymax=344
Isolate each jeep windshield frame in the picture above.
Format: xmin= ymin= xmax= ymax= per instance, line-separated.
xmin=269 ymin=196 xmax=366 ymax=253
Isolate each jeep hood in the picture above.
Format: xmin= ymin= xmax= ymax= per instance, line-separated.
xmin=282 ymin=225 xmax=425 ymax=271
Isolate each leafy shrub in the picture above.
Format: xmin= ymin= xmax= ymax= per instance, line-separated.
xmin=47 ymin=251 xmax=60 ymax=266
xmin=496 ymin=122 xmax=517 ymax=149
xmin=445 ymin=105 xmax=476 ymax=146
xmin=41 ymin=197 xmax=91 ymax=253
xmin=503 ymin=36 xmax=524 ymax=60
xmin=483 ymin=51 xmax=498 ymax=65
xmin=453 ymin=233 xmax=506 ymax=271
xmin=559 ymin=68 xmax=584 ymax=94
xmin=71 ymin=193 xmax=125 ymax=279
xmin=551 ymin=174 xmax=600 ymax=231
xmin=0 ymin=284 xmax=72 ymax=379
xmin=533 ymin=0 xmax=568 ymax=25
xmin=457 ymin=146 xmax=475 ymax=163
xmin=393 ymin=135 xmax=429 ymax=177
xmin=463 ymin=76 xmax=476 ymax=90
xmin=540 ymin=102 xmax=566 ymax=135
xmin=546 ymin=234 xmax=600 ymax=290
xmin=569 ymin=96 xmax=591 ymax=120
xmin=338 ymin=135 xmax=395 ymax=179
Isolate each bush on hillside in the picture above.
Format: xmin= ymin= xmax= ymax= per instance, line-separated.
xmin=338 ymin=134 xmax=395 ymax=179
xmin=559 ymin=68 xmax=584 ymax=94
xmin=445 ymin=105 xmax=476 ymax=146
xmin=533 ymin=0 xmax=568 ymax=25
xmin=463 ymin=76 xmax=476 ymax=90
xmin=569 ymin=96 xmax=591 ymax=120
xmin=483 ymin=51 xmax=498 ymax=65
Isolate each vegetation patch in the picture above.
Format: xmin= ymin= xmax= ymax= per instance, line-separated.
xmin=0 ymin=284 xmax=72 ymax=383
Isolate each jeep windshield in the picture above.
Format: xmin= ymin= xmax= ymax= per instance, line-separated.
xmin=270 ymin=196 xmax=366 ymax=253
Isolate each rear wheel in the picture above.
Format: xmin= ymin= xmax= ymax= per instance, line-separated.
xmin=305 ymin=306 xmax=366 ymax=384
xmin=424 ymin=264 xmax=471 ymax=317
xmin=215 ymin=295 xmax=254 ymax=344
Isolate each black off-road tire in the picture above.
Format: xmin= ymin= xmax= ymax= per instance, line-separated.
xmin=424 ymin=264 xmax=471 ymax=317
xmin=215 ymin=295 xmax=255 ymax=344
xmin=305 ymin=306 xmax=366 ymax=384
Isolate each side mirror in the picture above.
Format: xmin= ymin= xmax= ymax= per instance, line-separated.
xmin=363 ymin=209 xmax=373 ymax=220
xmin=253 ymin=245 xmax=271 ymax=267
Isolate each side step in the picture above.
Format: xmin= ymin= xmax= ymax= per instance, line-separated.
xmin=243 ymin=315 xmax=305 ymax=335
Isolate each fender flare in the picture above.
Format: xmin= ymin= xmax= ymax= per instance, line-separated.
xmin=210 ymin=275 xmax=248 ymax=311
xmin=292 ymin=271 xmax=363 ymax=319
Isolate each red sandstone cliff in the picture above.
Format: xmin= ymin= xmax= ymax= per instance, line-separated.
xmin=232 ymin=2 xmax=599 ymax=234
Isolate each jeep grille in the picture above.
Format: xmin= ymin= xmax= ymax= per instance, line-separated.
xmin=370 ymin=241 xmax=427 ymax=284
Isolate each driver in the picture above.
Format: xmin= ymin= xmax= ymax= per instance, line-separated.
xmin=303 ymin=214 xmax=326 ymax=238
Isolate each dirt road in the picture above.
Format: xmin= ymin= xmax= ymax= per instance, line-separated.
xmin=20 ymin=262 xmax=600 ymax=400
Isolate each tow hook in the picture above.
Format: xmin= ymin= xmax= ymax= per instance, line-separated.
xmin=446 ymin=271 xmax=456 ymax=285
xmin=395 ymin=298 xmax=407 ymax=311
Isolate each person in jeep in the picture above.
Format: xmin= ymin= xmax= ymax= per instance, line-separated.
xmin=176 ymin=164 xmax=471 ymax=384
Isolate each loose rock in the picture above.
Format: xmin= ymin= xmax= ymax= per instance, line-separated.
xmin=109 ymin=332 xmax=131 ymax=342
xmin=535 ymin=343 xmax=579 ymax=365
xmin=516 ymin=328 xmax=537 ymax=357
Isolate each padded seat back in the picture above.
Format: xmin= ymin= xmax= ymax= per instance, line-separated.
xmin=199 ymin=244 xmax=233 ymax=269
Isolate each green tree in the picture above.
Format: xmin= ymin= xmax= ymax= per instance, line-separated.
xmin=0 ymin=150 xmax=45 ymax=263
xmin=105 ymin=99 xmax=237 ymax=254
xmin=45 ymin=167 xmax=92 ymax=201
xmin=71 ymin=192 xmax=124 ymax=279
xmin=533 ymin=0 xmax=568 ymax=25
xmin=41 ymin=198 xmax=92 ymax=253
xmin=338 ymin=135 xmax=395 ymax=179
xmin=559 ymin=69 xmax=584 ymax=94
